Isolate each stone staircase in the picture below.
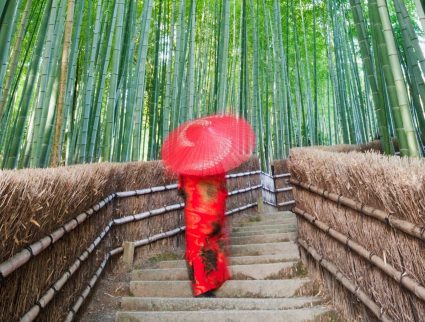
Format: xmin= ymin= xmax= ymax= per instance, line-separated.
xmin=115 ymin=212 xmax=331 ymax=321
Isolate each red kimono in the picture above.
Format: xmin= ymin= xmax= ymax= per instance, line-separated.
xmin=179 ymin=174 xmax=230 ymax=296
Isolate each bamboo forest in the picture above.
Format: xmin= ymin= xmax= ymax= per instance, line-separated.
xmin=0 ymin=0 xmax=424 ymax=171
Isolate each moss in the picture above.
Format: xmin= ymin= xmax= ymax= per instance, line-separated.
xmin=264 ymin=261 xmax=308 ymax=280
xmin=295 ymin=279 xmax=322 ymax=297
xmin=293 ymin=261 xmax=308 ymax=277
xmin=265 ymin=267 xmax=294 ymax=280
xmin=139 ymin=251 xmax=183 ymax=268
xmin=248 ymin=215 xmax=262 ymax=222
xmin=230 ymin=273 xmax=255 ymax=280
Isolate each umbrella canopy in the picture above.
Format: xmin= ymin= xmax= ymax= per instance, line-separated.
xmin=161 ymin=114 xmax=256 ymax=176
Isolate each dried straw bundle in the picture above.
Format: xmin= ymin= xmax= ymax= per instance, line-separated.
xmin=0 ymin=157 xmax=260 ymax=321
xmin=289 ymin=148 xmax=425 ymax=225
xmin=289 ymin=148 xmax=425 ymax=321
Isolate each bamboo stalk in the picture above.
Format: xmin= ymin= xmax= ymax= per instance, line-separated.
xmin=134 ymin=226 xmax=185 ymax=247
xmin=294 ymin=207 xmax=425 ymax=302
xmin=273 ymin=173 xmax=291 ymax=179
xmin=227 ymin=184 xmax=262 ymax=196
xmin=375 ymin=0 xmax=421 ymax=157
xmin=290 ymin=178 xmax=425 ymax=242
xmin=225 ymin=202 xmax=258 ymax=216
xmin=415 ymin=0 xmax=425 ymax=32
xmin=115 ymin=184 xmax=178 ymax=198
xmin=298 ymin=238 xmax=392 ymax=322
xmin=226 ymin=170 xmax=261 ymax=178
xmin=0 ymin=0 xmax=21 ymax=119
xmin=278 ymin=200 xmax=295 ymax=207
xmin=275 ymin=187 xmax=293 ymax=193
xmin=349 ymin=0 xmax=392 ymax=154
xmin=0 ymin=0 xmax=33 ymax=119
xmin=113 ymin=203 xmax=185 ymax=225
xmin=261 ymin=186 xmax=293 ymax=193
xmin=263 ymin=200 xmax=277 ymax=207
xmin=50 ymin=0 xmax=75 ymax=167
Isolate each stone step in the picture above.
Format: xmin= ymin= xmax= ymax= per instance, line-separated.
xmin=231 ymin=232 xmax=296 ymax=245
xmin=132 ymin=261 xmax=297 ymax=281
xmin=230 ymin=241 xmax=299 ymax=257
xmin=120 ymin=296 xmax=322 ymax=311
xmin=257 ymin=211 xmax=295 ymax=219
xmin=116 ymin=307 xmax=329 ymax=322
xmin=231 ymin=227 xmax=297 ymax=237
xmin=156 ymin=253 xmax=301 ymax=269
xmin=232 ymin=223 xmax=297 ymax=233
xmin=236 ymin=214 xmax=297 ymax=224
xmin=232 ymin=218 xmax=297 ymax=228
xmin=130 ymin=279 xmax=310 ymax=298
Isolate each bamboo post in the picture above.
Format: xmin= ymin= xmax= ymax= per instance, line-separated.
xmin=122 ymin=242 xmax=135 ymax=267
xmin=271 ymin=165 xmax=278 ymax=206
xmin=257 ymin=196 xmax=264 ymax=213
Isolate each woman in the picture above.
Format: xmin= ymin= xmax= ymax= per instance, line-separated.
xmin=178 ymin=173 xmax=230 ymax=297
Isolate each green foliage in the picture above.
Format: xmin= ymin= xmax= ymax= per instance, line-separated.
xmin=0 ymin=0 xmax=423 ymax=169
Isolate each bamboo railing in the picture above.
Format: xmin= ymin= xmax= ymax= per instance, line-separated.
xmin=260 ymin=171 xmax=295 ymax=208
xmin=8 ymin=169 xmax=260 ymax=321
xmin=0 ymin=171 xmax=260 ymax=281
xmin=294 ymin=207 xmax=425 ymax=302
xmin=291 ymin=178 xmax=425 ymax=242
xmin=292 ymin=177 xmax=425 ymax=321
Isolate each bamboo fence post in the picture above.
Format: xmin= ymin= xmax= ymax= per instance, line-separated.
xmin=271 ymin=164 xmax=278 ymax=206
xmin=122 ymin=241 xmax=135 ymax=267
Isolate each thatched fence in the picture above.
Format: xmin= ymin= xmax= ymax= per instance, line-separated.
xmin=0 ymin=157 xmax=260 ymax=321
xmin=288 ymin=146 xmax=425 ymax=322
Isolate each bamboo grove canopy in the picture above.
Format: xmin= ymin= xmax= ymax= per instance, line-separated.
xmin=0 ymin=0 xmax=424 ymax=171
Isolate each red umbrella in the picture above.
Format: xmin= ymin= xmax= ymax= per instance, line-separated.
xmin=161 ymin=114 xmax=256 ymax=176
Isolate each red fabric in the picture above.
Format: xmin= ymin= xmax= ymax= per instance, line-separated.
xmin=179 ymin=174 xmax=230 ymax=296
xmin=162 ymin=114 xmax=256 ymax=176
